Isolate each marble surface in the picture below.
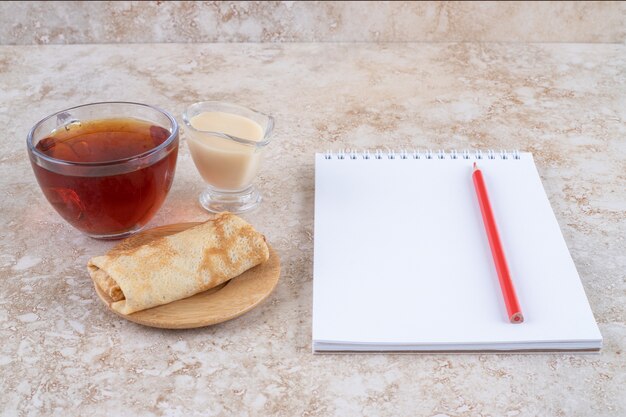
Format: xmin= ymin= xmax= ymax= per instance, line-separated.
xmin=1 ymin=1 xmax=626 ymax=45
xmin=0 ymin=42 xmax=625 ymax=416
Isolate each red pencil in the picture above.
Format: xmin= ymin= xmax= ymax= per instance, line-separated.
xmin=472 ymin=162 xmax=524 ymax=324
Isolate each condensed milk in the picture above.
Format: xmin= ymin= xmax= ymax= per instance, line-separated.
xmin=187 ymin=111 xmax=264 ymax=190
xmin=183 ymin=101 xmax=273 ymax=213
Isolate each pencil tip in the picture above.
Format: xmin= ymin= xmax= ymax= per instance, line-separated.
xmin=510 ymin=313 xmax=524 ymax=324
xmin=473 ymin=162 xmax=477 ymax=169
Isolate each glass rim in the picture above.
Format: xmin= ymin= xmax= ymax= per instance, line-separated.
xmin=182 ymin=101 xmax=274 ymax=148
xmin=27 ymin=101 xmax=180 ymax=167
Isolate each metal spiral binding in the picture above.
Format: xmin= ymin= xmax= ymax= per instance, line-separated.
xmin=323 ymin=149 xmax=521 ymax=160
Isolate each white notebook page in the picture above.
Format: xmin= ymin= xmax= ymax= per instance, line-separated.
xmin=312 ymin=152 xmax=601 ymax=350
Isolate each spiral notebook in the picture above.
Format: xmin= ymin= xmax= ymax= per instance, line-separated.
xmin=312 ymin=150 xmax=602 ymax=353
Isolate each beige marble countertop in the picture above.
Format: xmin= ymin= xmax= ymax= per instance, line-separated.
xmin=3 ymin=1 xmax=625 ymax=44
xmin=0 ymin=43 xmax=624 ymax=417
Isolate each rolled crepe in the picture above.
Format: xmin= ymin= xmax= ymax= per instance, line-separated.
xmin=88 ymin=212 xmax=269 ymax=315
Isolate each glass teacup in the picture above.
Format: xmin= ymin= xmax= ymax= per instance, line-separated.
xmin=27 ymin=102 xmax=179 ymax=239
xmin=182 ymin=101 xmax=273 ymax=213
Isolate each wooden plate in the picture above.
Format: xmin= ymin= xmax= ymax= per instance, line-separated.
xmin=91 ymin=222 xmax=280 ymax=329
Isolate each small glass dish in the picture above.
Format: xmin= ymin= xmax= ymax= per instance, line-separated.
xmin=182 ymin=101 xmax=273 ymax=213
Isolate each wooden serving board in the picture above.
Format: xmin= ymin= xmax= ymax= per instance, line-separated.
xmin=91 ymin=222 xmax=281 ymax=329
